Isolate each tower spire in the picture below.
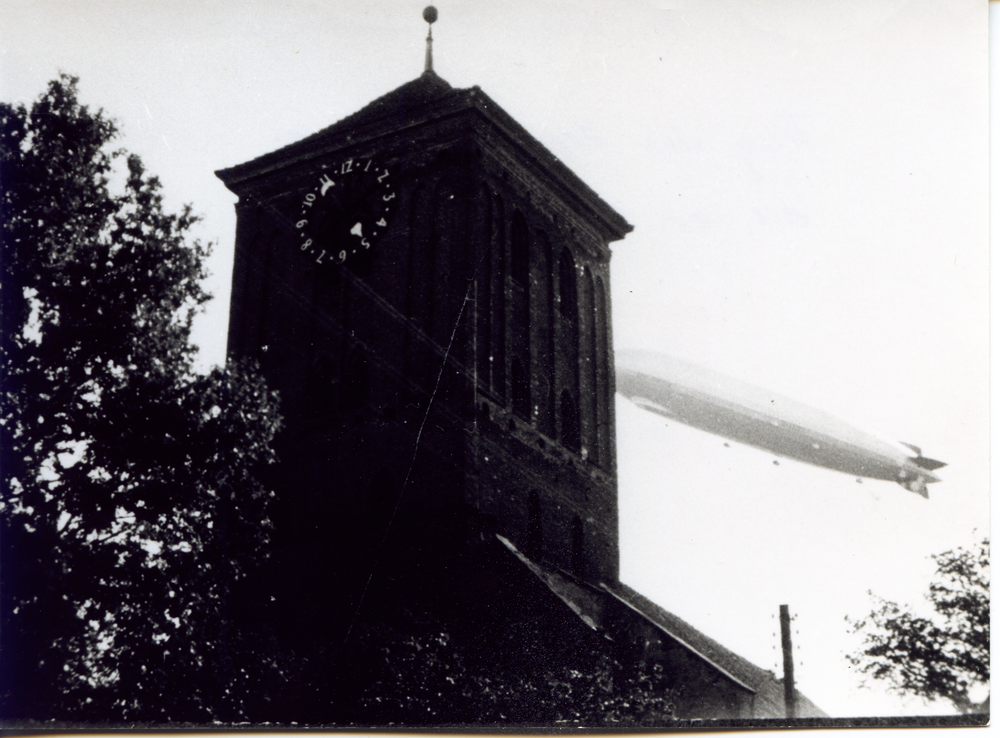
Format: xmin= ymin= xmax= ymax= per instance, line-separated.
xmin=423 ymin=6 xmax=438 ymax=74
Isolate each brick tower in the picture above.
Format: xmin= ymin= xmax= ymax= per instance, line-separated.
xmin=215 ymin=25 xmax=826 ymax=725
xmin=217 ymin=59 xmax=630 ymax=628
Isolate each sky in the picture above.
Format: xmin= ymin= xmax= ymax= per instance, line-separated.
xmin=2 ymin=0 xmax=989 ymax=720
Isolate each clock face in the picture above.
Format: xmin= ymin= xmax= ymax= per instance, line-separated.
xmin=296 ymin=157 xmax=398 ymax=269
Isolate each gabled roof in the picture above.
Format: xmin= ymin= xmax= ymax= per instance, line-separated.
xmin=216 ymin=71 xmax=632 ymax=242
xmin=603 ymin=582 xmax=825 ymax=717
xmin=497 ymin=534 xmax=826 ymax=719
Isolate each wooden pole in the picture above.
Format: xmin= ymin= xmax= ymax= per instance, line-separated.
xmin=780 ymin=604 xmax=795 ymax=718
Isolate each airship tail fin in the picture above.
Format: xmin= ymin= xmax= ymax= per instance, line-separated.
xmin=900 ymin=442 xmax=947 ymax=471
xmin=898 ymin=476 xmax=930 ymax=499
xmin=912 ymin=455 xmax=947 ymax=472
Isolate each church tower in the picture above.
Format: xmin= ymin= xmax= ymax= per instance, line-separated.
xmin=217 ymin=16 xmax=631 ymax=644
xmin=215 ymin=14 xmax=827 ymax=723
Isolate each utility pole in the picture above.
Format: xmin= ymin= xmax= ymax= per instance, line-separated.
xmin=779 ymin=604 xmax=795 ymax=718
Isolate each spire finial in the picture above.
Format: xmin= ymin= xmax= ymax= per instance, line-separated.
xmin=423 ymin=6 xmax=438 ymax=73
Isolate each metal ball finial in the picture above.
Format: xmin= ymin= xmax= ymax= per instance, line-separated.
xmin=423 ymin=7 xmax=438 ymax=73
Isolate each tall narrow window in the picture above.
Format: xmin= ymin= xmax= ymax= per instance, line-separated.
xmin=491 ymin=195 xmax=506 ymax=397
xmin=476 ymin=188 xmax=493 ymax=388
xmin=596 ymin=276 xmax=610 ymax=465
xmin=510 ymin=211 xmax=530 ymax=416
xmin=560 ymin=388 xmax=580 ymax=453
xmin=511 ymin=212 xmax=529 ymax=286
xmin=537 ymin=232 xmax=555 ymax=436
xmin=583 ymin=267 xmax=598 ymax=463
xmin=558 ymin=248 xmax=577 ymax=320
xmin=557 ymin=248 xmax=580 ymax=452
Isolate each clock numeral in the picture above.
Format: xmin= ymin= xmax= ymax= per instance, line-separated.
xmin=340 ymin=159 xmax=353 ymax=174
xmin=382 ymin=192 xmax=396 ymax=202
xmin=296 ymin=219 xmax=308 ymax=229
xmin=361 ymin=238 xmax=370 ymax=249
xmin=363 ymin=159 xmax=372 ymax=171
xmin=316 ymin=249 xmax=327 ymax=264
xmin=377 ymin=169 xmax=390 ymax=183
xmin=319 ymin=173 xmax=336 ymax=196
xmin=301 ymin=239 xmax=312 ymax=251
xmin=376 ymin=218 xmax=387 ymax=227
xmin=303 ymin=193 xmax=316 ymax=207
xmin=338 ymin=250 xmax=347 ymax=263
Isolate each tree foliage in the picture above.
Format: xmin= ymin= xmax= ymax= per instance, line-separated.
xmin=846 ymin=538 xmax=989 ymax=714
xmin=346 ymin=610 xmax=678 ymax=727
xmin=0 ymin=75 xmax=282 ymax=723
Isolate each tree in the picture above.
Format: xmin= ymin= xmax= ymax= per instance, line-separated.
xmin=846 ymin=538 xmax=989 ymax=714
xmin=343 ymin=610 xmax=677 ymax=727
xmin=0 ymin=75 xmax=282 ymax=723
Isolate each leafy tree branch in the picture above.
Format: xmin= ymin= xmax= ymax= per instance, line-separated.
xmin=846 ymin=538 xmax=989 ymax=714
xmin=1 ymin=75 xmax=282 ymax=723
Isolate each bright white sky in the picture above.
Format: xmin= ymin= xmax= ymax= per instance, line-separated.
xmin=2 ymin=0 xmax=989 ymax=721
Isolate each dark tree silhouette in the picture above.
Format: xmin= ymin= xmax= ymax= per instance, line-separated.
xmin=346 ymin=610 xmax=678 ymax=727
xmin=846 ymin=538 xmax=989 ymax=714
xmin=0 ymin=75 xmax=282 ymax=723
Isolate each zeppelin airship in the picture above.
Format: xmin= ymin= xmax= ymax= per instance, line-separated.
xmin=616 ymin=350 xmax=945 ymax=498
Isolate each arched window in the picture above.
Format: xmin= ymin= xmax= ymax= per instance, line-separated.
xmin=491 ymin=195 xmax=506 ymax=396
xmin=583 ymin=267 xmax=598 ymax=463
xmin=511 ymin=212 xmax=529 ymax=286
xmin=560 ymin=388 xmax=580 ymax=452
xmin=509 ymin=211 xmax=530 ymax=416
xmin=537 ymin=231 xmax=555 ymax=436
xmin=559 ymin=248 xmax=577 ymax=320
xmin=596 ymin=276 xmax=610 ymax=464
xmin=557 ymin=248 xmax=580 ymax=453
xmin=476 ymin=187 xmax=493 ymax=388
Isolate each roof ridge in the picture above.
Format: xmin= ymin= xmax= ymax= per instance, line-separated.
xmin=609 ymin=583 xmax=764 ymax=670
xmin=607 ymin=582 xmax=825 ymax=715
xmin=314 ymin=69 xmax=456 ymax=138
xmin=217 ymin=71 xmax=463 ymax=183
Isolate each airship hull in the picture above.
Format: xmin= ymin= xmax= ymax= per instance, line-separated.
xmin=616 ymin=350 xmax=941 ymax=497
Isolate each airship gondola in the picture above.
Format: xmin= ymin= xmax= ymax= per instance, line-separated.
xmin=615 ymin=350 xmax=945 ymax=498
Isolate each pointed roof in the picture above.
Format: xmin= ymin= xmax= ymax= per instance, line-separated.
xmin=216 ymin=71 xmax=632 ymax=242
xmin=288 ymin=70 xmax=456 ymax=153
